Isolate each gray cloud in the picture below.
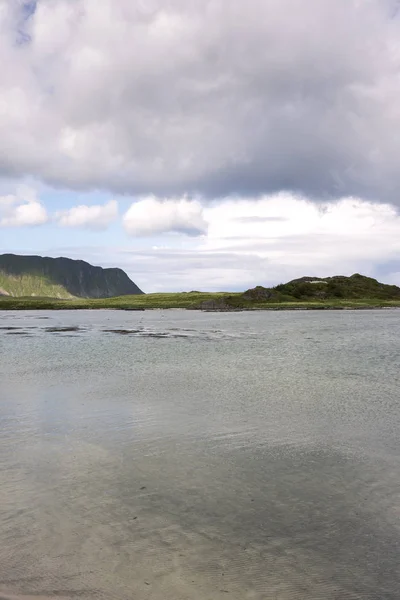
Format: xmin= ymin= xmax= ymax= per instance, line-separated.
xmin=73 ymin=247 xmax=270 ymax=292
xmin=1 ymin=1 xmax=400 ymax=204
xmin=373 ymin=260 xmax=400 ymax=277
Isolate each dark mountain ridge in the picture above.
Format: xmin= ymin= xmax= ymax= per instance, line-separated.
xmin=0 ymin=254 xmax=143 ymax=298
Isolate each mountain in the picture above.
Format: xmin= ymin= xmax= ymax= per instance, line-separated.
xmin=243 ymin=274 xmax=400 ymax=302
xmin=0 ymin=254 xmax=144 ymax=298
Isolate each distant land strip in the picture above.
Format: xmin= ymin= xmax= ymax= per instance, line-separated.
xmin=1 ymin=255 xmax=400 ymax=311
xmin=1 ymin=292 xmax=400 ymax=311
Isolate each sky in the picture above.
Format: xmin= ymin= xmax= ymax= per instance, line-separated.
xmin=1 ymin=0 xmax=400 ymax=292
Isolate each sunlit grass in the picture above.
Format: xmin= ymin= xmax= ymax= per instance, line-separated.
xmin=1 ymin=292 xmax=400 ymax=311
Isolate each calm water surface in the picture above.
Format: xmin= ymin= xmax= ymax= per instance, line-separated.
xmin=0 ymin=309 xmax=399 ymax=600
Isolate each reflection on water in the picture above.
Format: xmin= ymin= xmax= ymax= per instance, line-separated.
xmin=1 ymin=309 xmax=400 ymax=600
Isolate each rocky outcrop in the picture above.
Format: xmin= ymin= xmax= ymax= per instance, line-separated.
xmin=242 ymin=286 xmax=279 ymax=301
xmin=195 ymin=298 xmax=243 ymax=311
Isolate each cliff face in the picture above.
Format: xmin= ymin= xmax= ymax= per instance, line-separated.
xmin=0 ymin=254 xmax=144 ymax=298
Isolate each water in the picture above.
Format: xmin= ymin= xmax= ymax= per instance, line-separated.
xmin=0 ymin=309 xmax=399 ymax=600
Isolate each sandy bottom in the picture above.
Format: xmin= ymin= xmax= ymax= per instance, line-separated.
xmin=0 ymin=595 xmax=70 ymax=600
xmin=1 ymin=310 xmax=400 ymax=600
xmin=1 ymin=442 xmax=399 ymax=600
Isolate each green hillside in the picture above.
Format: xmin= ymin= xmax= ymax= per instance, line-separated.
xmin=273 ymin=274 xmax=400 ymax=300
xmin=0 ymin=254 xmax=143 ymax=298
xmin=0 ymin=272 xmax=75 ymax=299
xmin=1 ymin=274 xmax=400 ymax=310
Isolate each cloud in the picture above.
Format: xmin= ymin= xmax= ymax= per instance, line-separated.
xmin=55 ymin=199 xmax=118 ymax=230
xmin=0 ymin=186 xmax=48 ymax=226
xmin=203 ymin=193 xmax=400 ymax=266
xmin=123 ymin=196 xmax=208 ymax=236
xmin=36 ymin=194 xmax=400 ymax=292
xmin=233 ymin=216 xmax=288 ymax=224
xmin=0 ymin=1 xmax=400 ymax=204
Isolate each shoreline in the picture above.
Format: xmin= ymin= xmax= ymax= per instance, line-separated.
xmin=1 ymin=304 xmax=399 ymax=312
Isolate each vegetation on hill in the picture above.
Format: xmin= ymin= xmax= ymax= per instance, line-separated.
xmin=0 ymin=272 xmax=75 ymax=299
xmin=273 ymin=274 xmax=400 ymax=300
xmin=0 ymin=274 xmax=399 ymax=310
xmin=0 ymin=254 xmax=143 ymax=298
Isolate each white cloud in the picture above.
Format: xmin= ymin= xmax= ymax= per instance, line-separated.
xmin=44 ymin=194 xmax=400 ymax=292
xmin=0 ymin=186 xmax=48 ymax=227
xmin=55 ymin=199 xmax=118 ymax=230
xmin=200 ymin=194 xmax=400 ymax=282
xmin=130 ymin=194 xmax=400 ymax=290
xmin=123 ymin=196 xmax=208 ymax=236
xmin=0 ymin=1 xmax=400 ymax=204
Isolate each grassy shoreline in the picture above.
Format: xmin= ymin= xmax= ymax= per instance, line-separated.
xmin=1 ymin=292 xmax=400 ymax=311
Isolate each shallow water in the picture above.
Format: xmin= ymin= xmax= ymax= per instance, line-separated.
xmin=0 ymin=309 xmax=400 ymax=600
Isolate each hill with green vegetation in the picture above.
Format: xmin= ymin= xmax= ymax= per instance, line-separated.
xmin=0 ymin=254 xmax=143 ymax=299
xmin=0 ymin=273 xmax=399 ymax=311
xmin=273 ymin=274 xmax=400 ymax=301
xmin=190 ymin=273 xmax=400 ymax=310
